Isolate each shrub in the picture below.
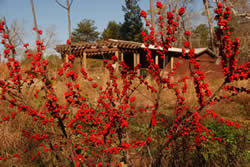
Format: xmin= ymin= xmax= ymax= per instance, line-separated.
xmin=0 ymin=1 xmax=249 ymax=166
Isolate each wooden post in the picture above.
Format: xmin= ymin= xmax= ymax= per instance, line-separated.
xmin=170 ymin=57 xmax=174 ymax=72
xmin=65 ymin=54 xmax=69 ymax=63
xmin=115 ymin=51 xmax=119 ymax=73
xmin=155 ymin=55 xmax=159 ymax=65
xmin=163 ymin=55 xmax=166 ymax=69
xmin=162 ymin=54 xmax=166 ymax=76
xmin=137 ymin=53 xmax=140 ymax=75
xmin=133 ymin=52 xmax=137 ymax=70
xmin=121 ymin=52 xmax=124 ymax=62
xmin=83 ymin=52 xmax=87 ymax=71
xmin=104 ymin=61 xmax=108 ymax=82
xmin=137 ymin=53 xmax=140 ymax=65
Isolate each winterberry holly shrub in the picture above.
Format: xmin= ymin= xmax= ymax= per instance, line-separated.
xmin=0 ymin=1 xmax=249 ymax=166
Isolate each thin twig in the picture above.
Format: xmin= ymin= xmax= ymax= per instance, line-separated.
xmin=55 ymin=0 xmax=67 ymax=10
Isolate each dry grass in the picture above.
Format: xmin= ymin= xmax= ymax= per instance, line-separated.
xmin=0 ymin=60 xmax=249 ymax=166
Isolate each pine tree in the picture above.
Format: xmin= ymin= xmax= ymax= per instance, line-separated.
xmin=120 ymin=0 xmax=144 ymax=42
xmin=102 ymin=21 xmax=121 ymax=40
xmin=72 ymin=19 xmax=99 ymax=42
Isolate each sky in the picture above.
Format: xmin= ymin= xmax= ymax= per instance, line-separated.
xmin=0 ymin=0 xmax=205 ymax=48
xmin=0 ymin=0 xmax=148 ymax=44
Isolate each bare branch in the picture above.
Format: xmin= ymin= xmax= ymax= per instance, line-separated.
xmin=55 ymin=0 xmax=72 ymax=39
xmin=227 ymin=0 xmax=250 ymax=19
xmin=69 ymin=0 xmax=74 ymax=8
xmin=42 ymin=26 xmax=57 ymax=48
xmin=55 ymin=0 xmax=67 ymax=10
xmin=3 ymin=17 xmax=13 ymax=47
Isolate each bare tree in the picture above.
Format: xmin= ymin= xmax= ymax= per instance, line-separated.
xmin=227 ymin=0 xmax=250 ymax=20
xmin=1 ymin=17 xmax=25 ymax=59
xmin=1 ymin=18 xmax=28 ymax=61
xmin=1 ymin=18 xmax=25 ymax=47
xmin=203 ymin=0 xmax=215 ymax=51
xmin=160 ymin=0 xmax=194 ymax=47
xmin=30 ymin=0 xmax=41 ymax=41
xmin=150 ymin=0 xmax=156 ymax=32
xmin=5 ymin=19 xmax=25 ymax=48
xmin=55 ymin=0 xmax=73 ymax=40
xmin=41 ymin=25 xmax=58 ymax=48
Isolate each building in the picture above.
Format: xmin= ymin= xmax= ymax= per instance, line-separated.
xmin=55 ymin=39 xmax=223 ymax=78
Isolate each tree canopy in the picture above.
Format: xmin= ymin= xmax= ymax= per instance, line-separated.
xmin=193 ymin=24 xmax=209 ymax=47
xmin=72 ymin=19 xmax=99 ymax=42
xmin=120 ymin=0 xmax=144 ymax=42
xmin=101 ymin=21 xmax=121 ymax=40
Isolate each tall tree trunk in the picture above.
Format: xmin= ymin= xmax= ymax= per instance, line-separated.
xmin=186 ymin=14 xmax=192 ymax=48
xmin=203 ymin=0 xmax=215 ymax=51
xmin=30 ymin=0 xmax=41 ymax=41
xmin=67 ymin=0 xmax=72 ymax=39
xmin=150 ymin=0 xmax=156 ymax=32
xmin=55 ymin=0 xmax=73 ymax=40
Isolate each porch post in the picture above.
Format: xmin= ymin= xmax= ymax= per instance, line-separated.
xmin=155 ymin=55 xmax=159 ymax=65
xmin=170 ymin=57 xmax=174 ymax=72
xmin=133 ymin=52 xmax=137 ymax=70
xmin=104 ymin=61 xmax=108 ymax=82
xmin=65 ymin=54 xmax=69 ymax=63
xmin=137 ymin=53 xmax=140 ymax=75
xmin=121 ymin=52 xmax=124 ymax=62
xmin=115 ymin=51 xmax=119 ymax=73
xmin=83 ymin=52 xmax=87 ymax=71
